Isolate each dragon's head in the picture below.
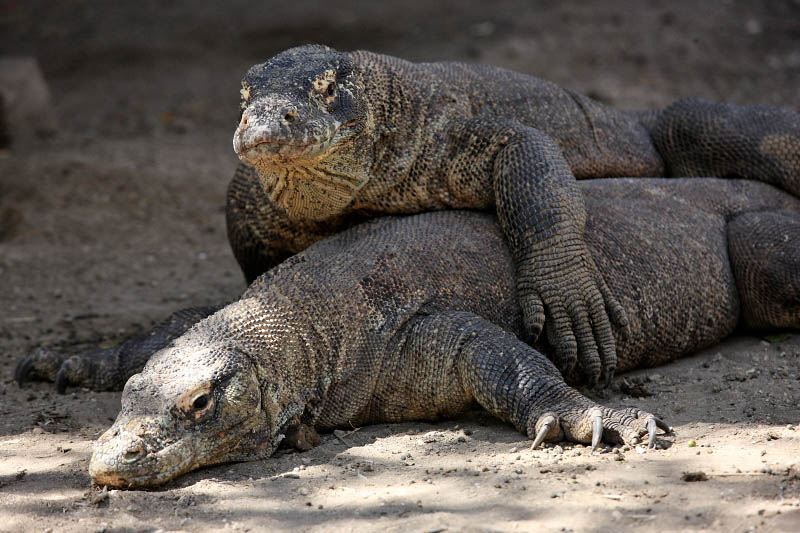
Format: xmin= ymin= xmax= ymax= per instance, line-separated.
xmin=233 ymin=45 xmax=375 ymax=221
xmin=90 ymin=300 xmax=298 ymax=488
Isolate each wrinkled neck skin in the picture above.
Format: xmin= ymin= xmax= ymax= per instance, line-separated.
xmin=250 ymin=123 xmax=376 ymax=222
xmin=89 ymin=294 xmax=327 ymax=488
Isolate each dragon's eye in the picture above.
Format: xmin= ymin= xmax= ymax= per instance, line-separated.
xmin=326 ymin=81 xmax=336 ymax=97
xmin=177 ymin=384 xmax=214 ymax=419
xmin=192 ymin=394 xmax=210 ymax=410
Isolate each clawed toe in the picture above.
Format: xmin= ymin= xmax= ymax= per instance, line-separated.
xmin=55 ymin=365 xmax=70 ymax=394
xmin=14 ymin=356 xmax=34 ymax=387
xmin=531 ymin=414 xmax=558 ymax=450
xmin=15 ymin=348 xmax=65 ymax=387
xmin=530 ymin=405 xmax=671 ymax=453
xmin=590 ymin=408 xmax=603 ymax=454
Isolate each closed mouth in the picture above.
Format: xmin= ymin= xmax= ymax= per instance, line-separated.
xmin=91 ymin=419 xmax=257 ymax=488
xmin=235 ymin=121 xmax=354 ymax=159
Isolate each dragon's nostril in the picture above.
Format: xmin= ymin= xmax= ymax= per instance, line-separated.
xmin=122 ymin=442 xmax=145 ymax=463
xmin=241 ymin=115 xmax=248 ymax=125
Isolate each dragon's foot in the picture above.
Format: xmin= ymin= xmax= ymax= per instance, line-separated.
xmin=16 ymin=307 xmax=218 ymax=393
xmin=529 ymin=406 xmax=670 ymax=453
xmin=15 ymin=347 xmax=67 ymax=387
xmin=16 ymin=346 xmax=121 ymax=393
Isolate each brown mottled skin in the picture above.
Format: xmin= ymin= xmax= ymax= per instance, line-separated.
xmin=20 ymin=178 xmax=800 ymax=487
xmin=227 ymin=45 xmax=800 ymax=384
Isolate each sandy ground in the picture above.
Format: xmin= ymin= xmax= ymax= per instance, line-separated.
xmin=1 ymin=1 xmax=799 ymax=531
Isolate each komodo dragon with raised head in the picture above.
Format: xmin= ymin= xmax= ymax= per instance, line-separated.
xmin=227 ymin=44 xmax=800 ymax=385
xmin=18 ymin=178 xmax=796 ymax=488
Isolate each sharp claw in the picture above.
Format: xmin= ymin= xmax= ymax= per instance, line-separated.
xmin=531 ymin=415 xmax=556 ymax=450
xmin=15 ymin=357 xmax=33 ymax=387
xmin=655 ymin=417 xmax=671 ymax=433
xmin=590 ymin=408 xmax=603 ymax=454
xmin=55 ymin=367 xmax=69 ymax=395
xmin=647 ymin=417 xmax=657 ymax=448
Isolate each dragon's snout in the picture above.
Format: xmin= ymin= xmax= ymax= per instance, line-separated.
xmin=233 ymin=98 xmax=304 ymax=155
xmin=233 ymin=96 xmax=345 ymax=168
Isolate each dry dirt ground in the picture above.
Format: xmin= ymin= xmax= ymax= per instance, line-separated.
xmin=1 ymin=1 xmax=800 ymax=532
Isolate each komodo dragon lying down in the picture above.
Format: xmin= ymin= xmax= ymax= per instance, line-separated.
xmin=228 ymin=44 xmax=800 ymax=384
xmin=19 ymin=178 xmax=796 ymax=488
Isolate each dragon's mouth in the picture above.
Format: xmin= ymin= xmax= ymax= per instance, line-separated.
xmin=89 ymin=418 xmax=264 ymax=489
xmin=237 ymin=135 xmax=337 ymax=165
xmin=234 ymin=121 xmax=349 ymax=164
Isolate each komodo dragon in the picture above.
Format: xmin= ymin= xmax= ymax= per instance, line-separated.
xmin=227 ymin=44 xmax=800 ymax=384
xmin=18 ymin=178 xmax=796 ymax=488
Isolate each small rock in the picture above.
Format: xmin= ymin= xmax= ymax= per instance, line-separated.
xmin=422 ymin=431 xmax=438 ymax=443
xmin=471 ymin=21 xmax=496 ymax=37
xmin=745 ymin=19 xmax=763 ymax=35
xmin=90 ymin=487 xmax=109 ymax=505
xmin=681 ymin=471 xmax=709 ymax=482
xmin=0 ymin=56 xmax=57 ymax=146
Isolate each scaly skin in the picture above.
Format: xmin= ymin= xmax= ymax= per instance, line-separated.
xmin=57 ymin=178 xmax=797 ymax=488
xmin=229 ymin=45 xmax=800 ymax=384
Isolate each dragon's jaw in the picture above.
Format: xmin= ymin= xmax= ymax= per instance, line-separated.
xmin=89 ymin=411 xmax=276 ymax=489
xmin=89 ymin=342 xmax=283 ymax=489
xmin=235 ymin=116 xmax=371 ymax=221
